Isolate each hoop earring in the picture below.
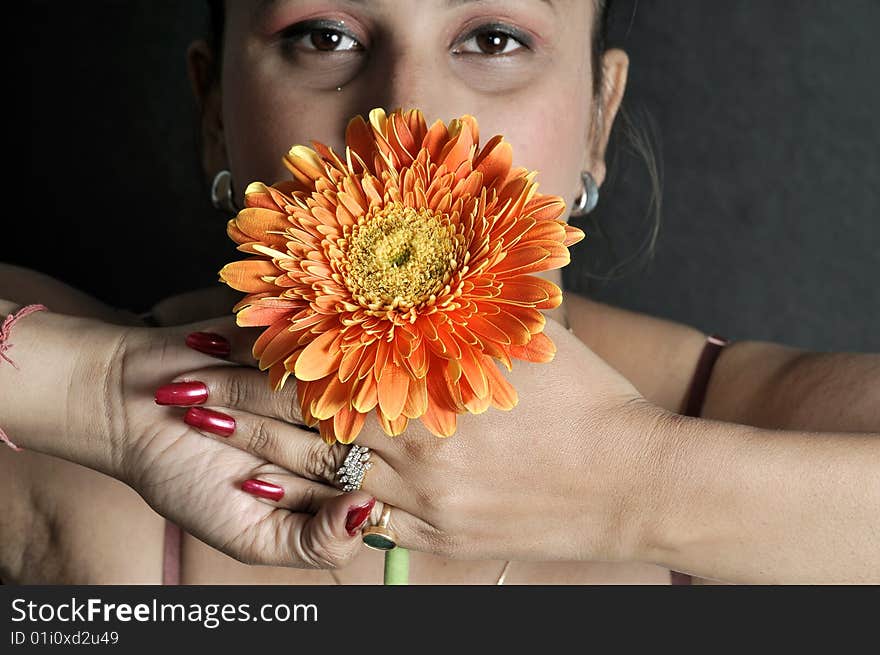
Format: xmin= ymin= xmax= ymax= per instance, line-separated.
xmin=211 ymin=169 xmax=241 ymax=213
xmin=569 ymin=171 xmax=599 ymax=217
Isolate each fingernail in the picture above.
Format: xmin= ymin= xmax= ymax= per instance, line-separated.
xmin=155 ymin=381 xmax=208 ymax=406
xmin=241 ymin=479 xmax=284 ymax=502
xmin=185 ymin=332 xmax=231 ymax=358
xmin=184 ymin=407 xmax=235 ymax=437
xmin=345 ymin=498 xmax=376 ymax=536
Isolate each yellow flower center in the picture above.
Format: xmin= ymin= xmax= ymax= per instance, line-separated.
xmin=344 ymin=202 xmax=457 ymax=309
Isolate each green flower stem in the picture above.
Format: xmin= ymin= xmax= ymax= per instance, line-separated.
xmin=384 ymin=547 xmax=409 ymax=585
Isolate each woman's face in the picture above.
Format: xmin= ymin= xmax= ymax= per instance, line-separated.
xmin=190 ymin=0 xmax=628 ymax=215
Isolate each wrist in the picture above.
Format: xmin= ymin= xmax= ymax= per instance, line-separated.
xmin=0 ymin=308 xmax=130 ymax=476
xmin=626 ymin=405 xmax=723 ymax=573
xmin=610 ymin=399 xmax=689 ymax=566
xmin=564 ymin=395 xmax=679 ymax=564
xmin=66 ymin=317 xmax=134 ymax=477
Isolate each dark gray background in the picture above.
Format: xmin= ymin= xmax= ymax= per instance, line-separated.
xmin=12 ymin=0 xmax=880 ymax=351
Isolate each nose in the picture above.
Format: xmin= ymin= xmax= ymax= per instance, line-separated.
xmin=350 ymin=42 xmax=447 ymax=129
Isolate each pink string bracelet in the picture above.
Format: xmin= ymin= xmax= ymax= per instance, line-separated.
xmin=0 ymin=303 xmax=49 ymax=451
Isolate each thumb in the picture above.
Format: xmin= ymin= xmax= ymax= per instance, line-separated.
xmin=292 ymin=492 xmax=376 ymax=569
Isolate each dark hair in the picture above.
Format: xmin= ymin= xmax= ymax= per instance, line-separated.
xmin=202 ymin=0 xmax=660 ymax=285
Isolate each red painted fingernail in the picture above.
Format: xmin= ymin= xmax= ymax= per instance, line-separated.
xmin=241 ymin=479 xmax=284 ymax=502
xmin=345 ymin=498 xmax=376 ymax=536
xmin=184 ymin=407 xmax=235 ymax=437
xmin=154 ymin=381 xmax=208 ymax=406
xmin=185 ymin=332 xmax=231 ymax=358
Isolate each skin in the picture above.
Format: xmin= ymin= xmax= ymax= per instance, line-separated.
xmin=1 ymin=0 xmax=877 ymax=584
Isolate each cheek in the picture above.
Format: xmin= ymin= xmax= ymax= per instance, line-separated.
xmin=222 ymin=56 xmax=349 ymax=187
xmin=491 ymin=95 xmax=591 ymax=207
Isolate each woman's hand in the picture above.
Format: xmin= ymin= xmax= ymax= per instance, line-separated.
xmin=173 ymin=318 xmax=668 ymax=563
xmin=0 ymin=305 xmax=377 ymax=571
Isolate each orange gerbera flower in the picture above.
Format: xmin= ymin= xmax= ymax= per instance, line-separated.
xmin=219 ymin=108 xmax=585 ymax=444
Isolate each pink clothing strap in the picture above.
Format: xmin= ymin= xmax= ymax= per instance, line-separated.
xmin=163 ymin=520 xmax=183 ymax=585
xmin=0 ymin=304 xmax=49 ymax=451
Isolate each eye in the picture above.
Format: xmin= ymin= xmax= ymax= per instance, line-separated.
xmin=281 ymin=20 xmax=364 ymax=53
xmin=453 ymin=25 xmax=530 ymax=56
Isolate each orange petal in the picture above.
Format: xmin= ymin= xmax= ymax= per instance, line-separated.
xmin=351 ymin=373 xmax=379 ymax=412
xmin=283 ymin=145 xmax=326 ymax=187
xmin=219 ymin=259 xmax=280 ymax=293
xmin=490 ymin=246 xmax=551 ymax=277
xmin=517 ymin=219 xmax=566 ymax=244
xmin=474 ymin=135 xmax=513 ymax=187
xmin=233 ymin=291 xmax=274 ymax=313
xmin=297 ymin=379 xmax=317 ymax=426
xmin=465 ymin=314 xmax=512 ymax=346
xmin=497 ymin=304 xmax=546 ymax=335
xmin=563 ymin=223 xmax=586 ymax=246
xmin=402 ymin=375 xmax=428 ymax=419
xmin=227 ymin=220 xmax=252 ymax=246
xmin=377 ymin=361 xmax=409 ymax=421
xmin=234 ymin=207 xmax=291 ymax=240
xmin=508 ymin=331 xmax=556 ymax=363
xmin=253 ymin=320 xmax=291 ymax=361
xmin=267 ymin=361 xmax=292 ymax=393
xmin=243 ymin=181 xmax=283 ymax=211
xmin=334 ymin=405 xmax=367 ymax=444
xmin=345 ymin=115 xmax=378 ymax=172
xmin=483 ymin=358 xmax=518 ymax=410
xmin=258 ymin=328 xmax=301 ymax=371
xmin=311 ymin=374 xmax=350 ymax=420
xmin=422 ymin=119 xmax=449 ymax=161
xmin=339 ymin=344 xmax=367 ymax=383
xmin=522 ymin=195 xmax=567 ymax=223
xmin=377 ymin=410 xmax=408 ymax=437
xmin=432 ymin=324 xmax=462 ymax=360
xmin=374 ymin=338 xmax=391 ymax=380
xmin=403 ymin=341 xmax=429 ymax=378
xmin=439 ymin=124 xmax=474 ymax=174
xmin=420 ymin=402 xmax=457 ymax=438
xmin=318 ymin=418 xmax=338 ymax=444
xmin=497 ymin=276 xmax=561 ymax=309
xmin=294 ymin=329 xmax=343 ymax=381
xmin=458 ymin=345 xmax=489 ymax=399
xmin=460 ymin=374 xmax=492 ymax=414
xmin=479 ymin=307 xmax=531 ymax=346
xmin=236 ymin=299 xmax=298 ymax=327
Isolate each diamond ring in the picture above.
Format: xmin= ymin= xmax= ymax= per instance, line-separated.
xmin=336 ymin=444 xmax=372 ymax=492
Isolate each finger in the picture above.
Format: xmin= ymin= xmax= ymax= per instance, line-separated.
xmin=163 ymin=358 xmax=438 ymax=463
xmin=235 ymin=467 xmax=341 ymax=512
xmin=363 ymin=499 xmax=452 ymax=558
xmin=178 ymin=404 xmax=413 ymax=508
xmin=163 ymin=315 xmax=262 ymax=367
xmin=257 ymin=490 xmax=378 ymax=569
xmin=169 ymin=365 xmax=304 ymax=426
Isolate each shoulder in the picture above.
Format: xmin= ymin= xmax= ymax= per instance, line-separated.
xmin=565 ymin=292 xmax=709 ymax=413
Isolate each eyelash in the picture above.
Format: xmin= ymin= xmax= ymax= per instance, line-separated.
xmin=280 ymin=20 xmax=364 ymax=54
xmin=279 ymin=20 xmax=531 ymax=57
xmin=453 ymin=23 xmax=532 ymax=56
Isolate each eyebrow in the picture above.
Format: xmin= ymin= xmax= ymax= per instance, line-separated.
xmin=445 ymin=0 xmax=555 ymax=8
xmin=256 ymin=0 xmax=556 ymax=15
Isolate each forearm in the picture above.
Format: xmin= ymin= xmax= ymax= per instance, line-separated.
xmin=704 ymin=341 xmax=879 ymax=433
xmin=637 ymin=408 xmax=880 ymax=583
xmin=0 ymin=299 xmax=123 ymax=475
